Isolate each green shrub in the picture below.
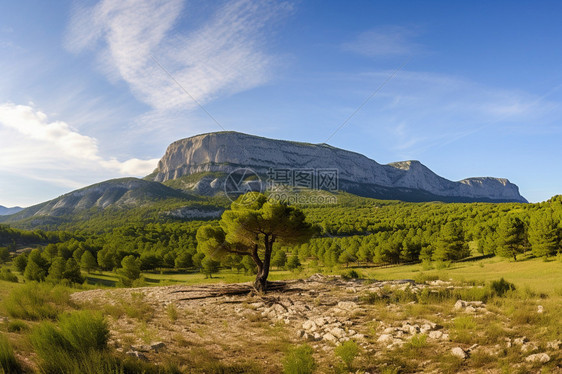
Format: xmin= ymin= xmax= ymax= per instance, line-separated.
xmin=335 ymin=340 xmax=359 ymax=370
xmin=0 ymin=333 xmax=22 ymax=374
xmin=30 ymin=311 xmax=112 ymax=374
xmin=489 ymin=278 xmax=516 ymax=297
xmin=407 ymin=334 xmax=428 ymax=349
xmin=166 ymin=303 xmax=178 ymax=322
xmin=341 ymin=269 xmax=361 ymax=279
xmin=3 ymin=283 xmax=73 ymax=320
xmin=283 ymin=344 xmax=316 ymax=374
xmin=58 ymin=311 xmax=109 ymax=352
xmin=0 ymin=268 xmax=18 ymax=283
xmin=6 ymin=320 xmax=27 ymax=333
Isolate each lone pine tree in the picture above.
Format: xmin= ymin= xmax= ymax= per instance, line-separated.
xmin=197 ymin=193 xmax=314 ymax=292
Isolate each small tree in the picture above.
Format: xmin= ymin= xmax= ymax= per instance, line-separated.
xmin=286 ymin=255 xmax=301 ymax=271
xmin=197 ymin=193 xmax=314 ymax=292
xmin=13 ymin=254 xmax=27 ymax=273
xmin=63 ymin=258 xmax=83 ymax=284
xmin=529 ymin=211 xmax=559 ymax=258
xmin=271 ymin=250 xmax=288 ymax=269
xmin=24 ymin=258 xmax=46 ymax=282
xmin=432 ymin=221 xmax=468 ymax=261
xmin=80 ymin=251 xmax=97 ymax=274
xmin=497 ymin=216 xmax=526 ymax=261
xmin=119 ymin=255 xmax=141 ymax=282
xmin=46 ymin=257 xmax=65 ymax=283
xmin=201 ymin=257 xmax=220 ymax=278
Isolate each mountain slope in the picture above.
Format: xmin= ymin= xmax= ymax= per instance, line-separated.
xmin=149 ymin=132 xmax=527 ymax=203
xmin=0 ymin=205 xmax=23 ymax=216
xmin=0 ymin=178 xmax=219 ymax=230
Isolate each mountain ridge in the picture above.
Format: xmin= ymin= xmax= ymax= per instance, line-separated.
xmin=0 ymin=205 xmax=23 ymax=216
xmin=149 ymin=131 xmax=527 ymax=203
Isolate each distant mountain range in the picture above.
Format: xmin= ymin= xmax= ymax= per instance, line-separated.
xmin=1 ymin=131 xmax=527 ymax=229
xmin=148 ymin=131 xmax=527 ymax=203
xmin=0 ymin=205 xmax=23 ymax=216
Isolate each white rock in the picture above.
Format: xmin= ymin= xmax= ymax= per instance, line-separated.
xmin=546 ymin=340 xmax=561 ymax=350
xmin=302 ymin=320 xmax=317 ymax=332
xmin=454 ymin=300 xmax=466 ymax=310
xmin=451 ymin=347 xmax=467 ymax=359
xmin=323 ymin=333 xmax=338 ymax=343
xmin=377 ymin=334 xmax=394 ymax=344
xmin=330 ymin=327 xmax=346 ymax=339
xmin=537 ymin=305 xmax=544 ymax=314
xmin=520 ymin=342 xmax=538 ymax=353
xmin=314 ymin=317 xmax=326 ymax=327
xmin=525 ymin=353 xmax=550 ymax=363
xmin=428 ymin=331 xmax=443 ymax=340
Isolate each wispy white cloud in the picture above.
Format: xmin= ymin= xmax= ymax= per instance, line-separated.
xmin=65 ymin=0 xmax=292 ymax=113
xmin=345 ymin=70 xmax=561 ymax=156
xmin=342 ymin=26 xmax=423 ymax=57
xmin=0 ymin=103 xmax=158 ymax=187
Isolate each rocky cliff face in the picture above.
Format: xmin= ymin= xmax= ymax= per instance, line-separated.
xmin=150 ymin=132 xmax=527 ymax=203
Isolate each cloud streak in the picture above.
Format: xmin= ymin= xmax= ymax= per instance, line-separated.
xmin=0 ymin=103 xmax=158 ymax=186
xmin=342 ymin=26 xmax=423 ymax=57
xmin=66 ymin=0 xmax=292 ymax=113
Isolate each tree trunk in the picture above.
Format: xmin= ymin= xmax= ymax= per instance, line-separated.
xmin=252 ymin=236 xmax=274 ymax=293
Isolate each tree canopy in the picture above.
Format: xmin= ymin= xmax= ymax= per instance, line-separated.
xmin=197 ymin=193 xmax=315 ymax=292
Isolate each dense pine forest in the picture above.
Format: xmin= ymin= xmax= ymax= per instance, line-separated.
xmin=2 ymin=192 xmax=561 ymax=287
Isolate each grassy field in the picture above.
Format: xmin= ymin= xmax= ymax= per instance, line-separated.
xmin=82 ymin=255 xmax=562 ymax=296
xmin=364 ymin=255 xmax=562 ymax=295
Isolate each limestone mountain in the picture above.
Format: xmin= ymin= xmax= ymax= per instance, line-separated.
xmin=148 ymin=131 xmax=527 ymax=203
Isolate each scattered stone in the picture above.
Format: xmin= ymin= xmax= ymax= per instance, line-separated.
xmin=323 ymin=333 xmax=338 ymax=344
xmin=383 ymin=327 xmax=395 ymax=334
xmin=537 ymin=305 xmax=544 ymax=314
xmin=451 ymin=347 xmax=467 ymax=359
xmin=330 ymin=327 xmax=346 ymax=339
xmin=302 ymin=320 xmax=317 ymax=332
xmin=150 ymin=342 xmax=165 ymax=352
xmin=126 ymin=350 xmax=147 ymax=360
xmin=525 ymin=353 xmax=550 ymax=363
xmin=513 ymin=337 xmax=528 ymax=346
xmin=377 ymin=334 xmax=394 ymax=344
xmin=428 ymin=331 xmax=443 ymax=340
xmin=520 ymin=342 xmax=538 ymax=353
xmin=546 ymin=340 xmax=561 ymax=350
xmin=296 ymin=330 xmax=305 ymax=338
xmin=454 ymin=300 xmax=485 ymax=312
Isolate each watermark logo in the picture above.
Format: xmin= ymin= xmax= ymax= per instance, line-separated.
xmin=224 ymin=168 xmax=263 ymax=204
xmin=224 ymin=167 xmax=339 ymax=205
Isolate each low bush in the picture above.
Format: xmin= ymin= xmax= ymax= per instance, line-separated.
xmin=0 ymin=333 xmax=21 ymax=374
xmin=489 ymin=278 xmax=516 ymax=297
xmin=0 ymin=268 xmax=18 ymax=283
xmin=6 ymin=320 xmax=28 ymax=333
xmin=283 ymin=344 xmax=316 ymax=374
xmin=3 ymin=283 xmax=73 ymax=320
xmin=341 ymin=269 xmax=362 ymax=279
xmin=335 ymin=340 xmax=359 ymax=370
xmin=31 ymin=310 xmax=110 ymax=373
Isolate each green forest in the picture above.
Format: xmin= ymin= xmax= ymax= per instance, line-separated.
xmin=2 ymin=192 xmax=562 ymax=287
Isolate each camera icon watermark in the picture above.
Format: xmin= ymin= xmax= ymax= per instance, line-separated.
xmin=224 ymin=167 xmax=339 ymax=205
xmin=224 ymin=168 xmax=264 ymax=204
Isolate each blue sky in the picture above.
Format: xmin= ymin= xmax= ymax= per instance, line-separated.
xmin=1 ymin=0 xmax=562 ymax=207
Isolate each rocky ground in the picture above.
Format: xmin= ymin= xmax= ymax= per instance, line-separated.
xmin=71 ymin=274 xmax=561 ymax=373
